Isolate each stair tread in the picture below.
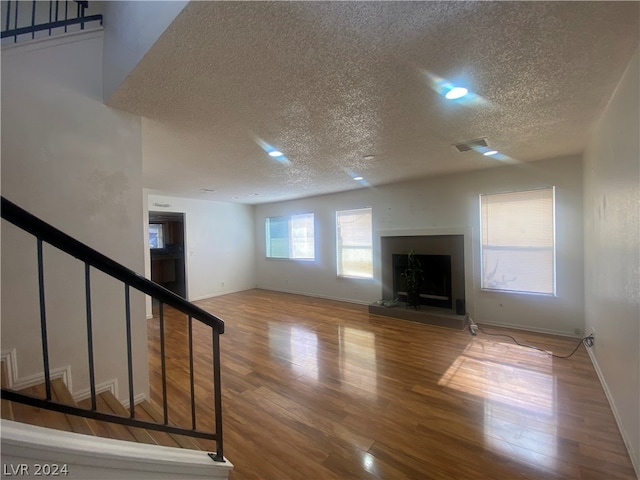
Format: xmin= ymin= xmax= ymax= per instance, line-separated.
xmin=3 ymin=374 xmax=206 ymax=451
xmin=94 ymin=391 xmax=157 ymax=446
xmin=137 ymin=400 xmax=202 ymax=450
xmin=7 ymin=381 xmax=94 ymax=436
xmin=1 ymin=399 xmax=14 ymax=420
xmin=133 ymin=401 xmax=182 ymax=448
xmin=79 ymin=394 xmax=138 ymax=442
xmin=12 ymin=384 xmax=74 ymax=432
xmin=50 ymin=379 xmax=94 ymax=435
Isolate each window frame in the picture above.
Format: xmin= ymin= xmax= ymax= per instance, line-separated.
xmin=265 ymin=213 xmax=315 ymax=261
xmin=149 ymin=223 xmax=165 ymax=250
xmin=336 ymin=207 xmax=374 ymax=279
xmin=479 ymin=187 xmax=556 ymax=296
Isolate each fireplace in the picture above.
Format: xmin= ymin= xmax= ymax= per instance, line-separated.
xmin=392 ymin=254 xmax=452 ymax=309
xmin=380 ymin=234 xmax=465 ymax=313
xmin=370 ymin=231 xmax=469 ymax=329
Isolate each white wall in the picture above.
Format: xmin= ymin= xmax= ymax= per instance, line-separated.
xmin=255 ymin=154 xmax=584 ymax=337
xmin=146 ymin=194 xmax=256 ymax=305
xmin=583 ymin=47 xmax=639 ymax=474
xmin=102 ymin=0 xmax=188 ymax=102
xmin=1 ymin=31 xmax=148 ymax=403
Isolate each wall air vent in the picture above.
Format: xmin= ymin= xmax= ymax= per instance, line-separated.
xmin=453 ymin=138 xmax=489 ymax=152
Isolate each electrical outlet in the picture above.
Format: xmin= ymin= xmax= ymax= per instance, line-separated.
xmin=585 ymin=328 xmax=595 ymax=348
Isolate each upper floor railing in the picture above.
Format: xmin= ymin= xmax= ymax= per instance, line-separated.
xmin=0 ymin=196 xmax=226 ymax=461
xmin=1 ymin=0 xmax=102 ymax=43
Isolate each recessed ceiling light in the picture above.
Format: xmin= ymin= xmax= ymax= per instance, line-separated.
xmin=268 ymin=151 xmax=284 ymax=157
xmin=445 ymin=87 xmax=468 ymax=100
xmin=483 ymin=150 xmax=498 ymax=156
xmin=353 ymin=176 xmax=364 ymax=181
xmin=363 ymin=155 xmax=375 ymax=161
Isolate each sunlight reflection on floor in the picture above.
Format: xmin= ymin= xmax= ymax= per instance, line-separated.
xmin=339 ymin=327 xmax=378 ymax=399
xmin=268 ymin=324 xmax=319 ymax=381
xmin=267 ymin=323 xmax=379 ymax=397
xmin=438 ymin=340 xmax=558 ymax=470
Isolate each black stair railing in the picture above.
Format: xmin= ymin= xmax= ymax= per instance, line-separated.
xmin=2 ymin=0 xmax=103 ymax=42
xmin=0 ymin=196 xmax=225 ymax=462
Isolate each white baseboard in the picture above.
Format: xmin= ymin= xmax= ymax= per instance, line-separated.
xmin=72 ymin=378 xmax=118 ymax=403
xmin=1 ymin=349 xmax=18 ymax=386
xmin=1 ymin=349 xmax=147 ymax=409
xmin=189 ymin=286 xmax=372 ymax=305
xmin=586 ymin=346 xmax=639 ymax=478
xmin=121 ymin=392 xmax=148 ymax=409
xmin=190 ymin=287 xmax=253 ymax=302
xmin=1 ymin=349 xmax=72 ymax=392
xmin=473 ymin=319 xmax=582 ymax=339
xmin=257 ymin=287 xmax=371 ymax=306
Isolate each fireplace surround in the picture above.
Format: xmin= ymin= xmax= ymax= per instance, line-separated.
xmin=370 ymin=229 xmax=471 ymax=329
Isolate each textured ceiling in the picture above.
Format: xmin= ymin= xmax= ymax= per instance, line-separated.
xmin=108 ymin=1 xmax=640 ymax=205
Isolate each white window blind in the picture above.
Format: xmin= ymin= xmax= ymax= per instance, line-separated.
xmin=480 ymin=188 xmax=555 ymax=295
xmin=336 ymin=207 xmax=373 ymax=278
xmin=266 ymin=213 xmax=315 ymax=260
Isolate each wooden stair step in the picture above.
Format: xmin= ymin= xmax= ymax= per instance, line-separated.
xmin=12 ymin=383 xmax=74 ymax=432
xmin=7 ymin=380 xmax=94 ymax=436
xmin=131 ymin=401 xmax=182 ymax=448
xmin=2 ymin=368 xmax=206 ymax=452
xmin=136 ymin=400 xmax=202 ymax=450
xmin=85 ymin=391 xmax=157 ymax=446
xmin=79 ymin=394 xmax=137 ymax=442
xmin=50 ymin=378 xmax=94 ymax=435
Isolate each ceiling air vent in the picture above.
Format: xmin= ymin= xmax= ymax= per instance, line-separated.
xmin=453 ymin=138 xmax=488 ymax=152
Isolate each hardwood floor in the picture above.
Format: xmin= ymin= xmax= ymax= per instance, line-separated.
xmin=148 ymin=289 xmax=636 ymax=480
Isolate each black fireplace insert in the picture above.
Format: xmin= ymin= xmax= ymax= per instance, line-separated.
xmin=392 ymin=254 xmax=452 ymax=309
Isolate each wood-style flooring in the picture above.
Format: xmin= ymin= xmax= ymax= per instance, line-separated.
xmin=148 ymin=289 xmax=636 ymax=480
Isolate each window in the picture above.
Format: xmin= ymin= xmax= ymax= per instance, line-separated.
xmin=266 ymin=213 xmax=315 ymax=259
xmin=480 ymin=187 xmax=555 ymax=295
xmin=336 ymin=207 xmax=373 ymax=278
xmin=149 ymin=224 xmax=165 ymax=249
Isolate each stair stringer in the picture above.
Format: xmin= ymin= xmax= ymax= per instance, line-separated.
xmin=1 ymin=420 xmax=233 ymax=479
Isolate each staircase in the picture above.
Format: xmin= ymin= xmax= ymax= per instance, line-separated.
xmin=1 ymin=371 xmax=202 ymax=450
xmin=0 ymin=362 xmax=233 ymax=479
xmin=1 ymin=197 xmax=232 ymax=478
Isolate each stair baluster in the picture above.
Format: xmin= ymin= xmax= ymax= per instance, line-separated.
xmin=1 ymin=196 xmax=226 ymax=461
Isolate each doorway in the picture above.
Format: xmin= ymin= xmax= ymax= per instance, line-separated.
xmin=149 ymin=211 xmax=187 ymax=298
